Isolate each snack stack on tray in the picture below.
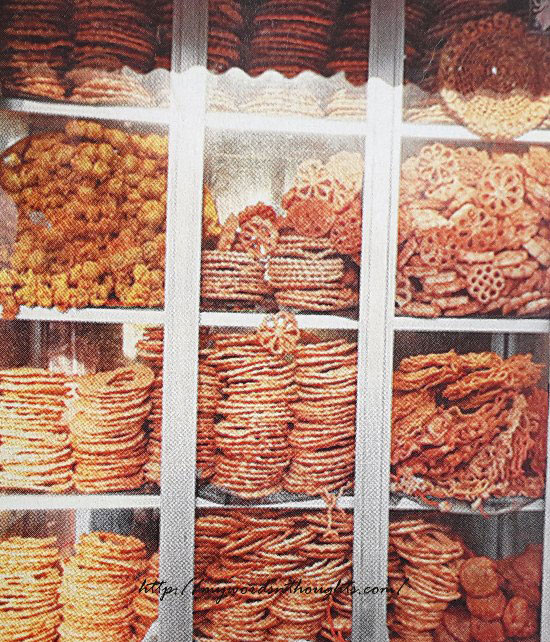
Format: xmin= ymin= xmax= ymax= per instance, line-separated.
xmin=67 ymin=364 xmax=154 ymax=493
xmin=202 ymin=152 xmax=362 ymax=313
xmin=327 ymin=1 xmax=370 ymax=86
xmin=72 ymin=0 xmax=156 ymax=74
xmin=205 ymin=319 xmax=297 ymax=498
xmin=387 ymin=518 xmax=543 ymax=641
xmin=196 ymin=344 xmax=221 ymax=482
xmin=388 ymin=520 xmax=464 ymax=639
xmin=325 ymin=88 xmax=367 ymax=120
xmin=0 ymin=536 xmax=62 ymax=640
xmin=397 ymin=144 xmax=550 ymax=318
xmin=59 ymin=531 xmax=147 ymax=641
xmin=0 ymin=0 xmax=70 ymax=101
xmin=67 ymin=68 xmax=155 ymax=106
xmin=137 ymin=327 xmax=164 ymax=486
xmin=391 ymin=350 xmax=548 ymax=511
xmin=194 ymin=510 xmax=353 ymax=641
xmin=0 ymin=368 xmax=74 ymax=493
xmin=0 ymin=121 xmax=167 ymax=319
xmin=247 ymin=0 xmax=339 ymax=78
xmin=284 ymin=339 xmax=357 ymax=495
xmin=404 ymin=0 xmax=430 ymax=78
xmin=154 ymin=0 xmax=173 ymax=70
xmin=133 ymin=552 xmax=160 ymax=641
xmin=199 ymin=313 xmax=357 ymax=499
xmin=240 ymin=86 xmax=324 ymax=118
xmin=207 ymin=0 xmax=244 ymax=73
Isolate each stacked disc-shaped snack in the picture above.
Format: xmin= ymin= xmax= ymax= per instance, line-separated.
xmin=0 ymin=368 xmax=74 ymax=493
xmin=207 ymin=0 xmax=244 ymax=73
xmin=0 ymin=536 xmax=62 ymax=640
xmin=0 ymin=0 xmax=70 ymax=100
xmin=285 ymin=339 xmax=357 ymax=495
xmin=327 ymin=0 xmax=370 ymax=85
xmin=67 ymin=68 xmax=155 ymax=105
xmin=154 ymin=0 xmax=172 ymax=70
xmin=248 ymin=0 xmax=339 ymax=77
xmin=325 ymin=88 xmax=367 ymax=119
xmin=388 ymin=519 xmax=464 ymax=639
xmin=404 ymin=0 xmax=431 ymax=76
xmin=133 ymin=552 xmax=160 ymax=641
xmin=59 ymin=532 xmax=147 ymax=641
xmin=67 ymin=364 xmax=154 ymax=493
xmin=197 ymin=348 xmax=221 ymax=481
xmin=72 ymin=0 xmax=156 ymax=73
xmin=137 ymin=327 xmax=164 ymax=486
xmin=206 ymin=332 xmax=296 ymax=498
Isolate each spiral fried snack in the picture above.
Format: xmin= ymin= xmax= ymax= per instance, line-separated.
xmin=59 ymin=532 xmax=147 ymax=641
xmin=137 ymin=327 xmax=164 ymax=485
xmin=194 ymin=509 xmax=353 ymax=641
xmin=391 ymin=350 xmax=547 ymax=511
xmin=205 ymin=329 xmax=296 ymax=498
xmin=0 ymin=536 xmax=62 ymax=641
xmin=0 ymin=368 xmax=74 ymax=493
xmin=285 ymin=339 xmax=358 ymax=496
xmin=66 ymin=364 xmax=154 ymax=493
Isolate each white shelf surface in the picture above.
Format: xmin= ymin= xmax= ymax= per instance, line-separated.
xmin=3 ymin=305 xmax=165 ymax=325
xmin=196 ymin=496 xmax=354 ymax=510
xmin=391 ymin=496 xmax=545 ymax=513
xmin=402 ymin=122 xmax=550 ymax=144
xmin=394 ymin=315 xmax=550 ymax=334
xmin=0 ymin=97 xmax=170 ymax=124
xmin=200 ymin=311 xmax=358 ymax=330
xmin=0 ymin=494 xmax=161 ymax=511
xmin=206 ymin=111 xmax=366 ymax=137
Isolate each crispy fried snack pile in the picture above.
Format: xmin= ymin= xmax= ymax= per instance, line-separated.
xmin=397 ymin=144 xmax=550 ymax=318
xmin=0 ymin=120 xmax=167 ymax=319
xmin=391 ymin=350 xmax=547 ymax=510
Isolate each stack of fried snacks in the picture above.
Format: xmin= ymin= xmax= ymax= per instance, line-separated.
xmin=137 ymin=327 xmax=164 ymax=485
xmin=0 ymin=536 xmax=62 ymax=640
xmin=285 ymin=339 xmax=357 ymax=495
xmin=197 ymin=347 xmax=221 ymax=482
xmin=388 ymin=519 xmax=464 ymax=639
xmin=67 ymin=364 xmax=154 ymax=493
xmin=194 ymin=509 xmax=353 ymax=641
xmin=0 ymin=368 xmax=74 ymax=493
xmin=133 ymin=552 xmax=159 ymax=641
xmin=59 ymin=531 xmax=147 ymax=641
xmin=206 ymin=331 xmax=296 ymax=498
xmin=0 ymin=120 xmax=167 ymax=319
xmin=391 ymin=350 xmax=547 ymax=510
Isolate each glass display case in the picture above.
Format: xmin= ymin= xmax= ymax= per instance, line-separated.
xmin=0 ymin=0 xmax=548 ymax=641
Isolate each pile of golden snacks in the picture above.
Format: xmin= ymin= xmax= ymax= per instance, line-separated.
xmin=0 ymin=120 xmax=167 ymax=319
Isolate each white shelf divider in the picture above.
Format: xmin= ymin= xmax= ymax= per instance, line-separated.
xmin=390 ymin=496 xmax=545 ymax=513
xmin=394 ymin=315 xmax=550 ymax=335
xmin=200 ymin=311 xmax=358 ymax=330
xmin=0 ymin=97 xmax=170 ymax=124
xmin=206 ymin=111 xmax=366 ymax=137
xmin=196 ymin=496 xmax=354 ymax=510
xmin=3 ymin=306 xmax=164 ymax=326
xmin=402 ymin=121 xmax=550 ymax=144
xmin=0 ymin=494 xmax=161 ymax=511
